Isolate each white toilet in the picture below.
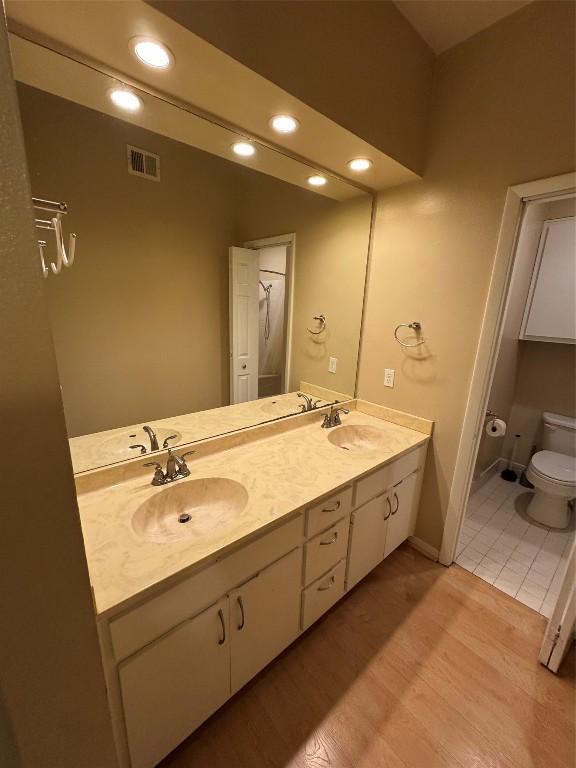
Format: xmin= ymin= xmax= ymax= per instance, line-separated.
xmin=526 ymin=412 xmax=576 ymax=529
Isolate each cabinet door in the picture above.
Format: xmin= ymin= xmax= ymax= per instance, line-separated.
xmin=384 ymin=472 xmax=419 ymax=558
xmin=346 ymin=493 xmax=388 ymax=590
xmin=119 ymin=597 xmax=230 ymax=768
xmin=522 ymin=217 xmax=576 ymax=342
xmin=230 ymin=547 xmax=302 ymax=694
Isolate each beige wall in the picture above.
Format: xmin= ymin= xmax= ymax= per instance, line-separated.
xmin=477 ymin=197 xmax=575 ymax=475
xmin=19 ymin=84 xmax=371 ymax=437
xmin=150 ymin=0 xmax=435 ymax=174
xmin=236 ymin=175 xmax=372 ymax=398
xmin=357 ymin=1 xmax=575 ymax=549
xmin=0 ymin=15 xmax=117 ymax=768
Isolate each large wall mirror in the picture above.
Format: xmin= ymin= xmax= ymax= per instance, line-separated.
xmin=12 ymin=34 xmax=373 ymax=474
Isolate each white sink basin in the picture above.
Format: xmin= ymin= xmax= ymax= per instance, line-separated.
xmin=131 ymin=477 xmax=249 ymax=543
xmin=101 ymin=427 xmax=182 ymax=458
xmin=328 ymin=425 xmax=390 ymax=452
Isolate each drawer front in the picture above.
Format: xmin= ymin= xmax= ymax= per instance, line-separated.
xmin=304 ymin=516 xmax=350 ymax=586
xmin=306 ymin=486 xmax=353 ymax=538
xmin=302 ymin=560 xmax=346 ymax=630
xmin=354 ymin=447 xmax=423 ymax=508
xmin=110 ymin=513 xmax=304 ymax=662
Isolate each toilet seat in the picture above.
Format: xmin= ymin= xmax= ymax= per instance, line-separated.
xmin=530 ymin=450 xmax=576 ymax=486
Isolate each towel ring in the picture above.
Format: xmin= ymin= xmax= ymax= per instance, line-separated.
xmin=394 ymin=321 xmax=425 ymax=348
xmin=308 ymin=314 xmax=326 ymax=335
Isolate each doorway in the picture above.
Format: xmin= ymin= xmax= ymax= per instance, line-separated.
xmin=440 ymin=173 xmax=576 ymax=616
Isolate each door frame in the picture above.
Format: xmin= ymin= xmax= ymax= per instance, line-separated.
xmin=243 ymin=233 xmax=295 ymax=394
xmin=439 ymin=172 xmax=576 ymax=566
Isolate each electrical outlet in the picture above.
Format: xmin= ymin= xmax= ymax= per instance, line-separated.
xmin=328 ymin=357 xmax=337 ymax=374
xmin=384 ymin=368 xmax=395 ymax=388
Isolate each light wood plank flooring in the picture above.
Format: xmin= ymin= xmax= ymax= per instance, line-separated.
xmin=160 ymin=545 xmax=575 ymax=768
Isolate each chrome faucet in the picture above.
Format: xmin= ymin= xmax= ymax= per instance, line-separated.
xmin=144 ymin=447 xmax=195 ymax=486
xmin=298 ymin=392 xmax=321 ymax=412
xmin=143 ymin=425 xmax=159 ymax=452
xmin=321 ymin=405 xmax=350 ymax=429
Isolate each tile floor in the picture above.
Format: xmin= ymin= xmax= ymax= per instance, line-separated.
xmin=456 ymin=474 xmax=574 ymax=617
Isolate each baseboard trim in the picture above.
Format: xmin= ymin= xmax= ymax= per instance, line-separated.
xmin=407 ymin=536 xmax=439 ymax=562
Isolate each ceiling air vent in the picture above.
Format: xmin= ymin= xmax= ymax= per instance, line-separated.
xmin=127 ymin=145 xmax=160 ymax=181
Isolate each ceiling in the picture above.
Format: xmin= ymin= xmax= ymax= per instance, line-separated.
xmin=394 ymin=0 xmax=534 ymax=54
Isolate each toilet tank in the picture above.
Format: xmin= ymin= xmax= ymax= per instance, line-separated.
xmin=542 ymin=412 xmax=576 ymax=456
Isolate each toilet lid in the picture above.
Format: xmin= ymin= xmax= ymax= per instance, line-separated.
xmin=531 ymin=450 xmax=576 ymax=484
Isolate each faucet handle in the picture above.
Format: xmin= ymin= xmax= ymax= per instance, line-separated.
xmin=144 ymin=461 xmax=165 ymax=486
xmin=130 ymin=444 xmax=147 ymax=454
xmin=162 ymin=434 xmax=179 ymax=449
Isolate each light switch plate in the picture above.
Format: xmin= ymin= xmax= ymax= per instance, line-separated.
xmin=384 ymin=368 xmax=395 ymax=388
xmin=328 ymin=357 xmax=337 ymax=374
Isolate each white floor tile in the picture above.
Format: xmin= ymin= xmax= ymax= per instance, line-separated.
xmin=516 ymin=587 xmax=544 ymax=612
xmin=455 ymin=476 xmax=575 ymax=617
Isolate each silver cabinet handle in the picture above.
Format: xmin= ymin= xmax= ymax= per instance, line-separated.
xmin=320 ymin=531 xmax=338 ymax=546
xmin=391 ymin=492 xmax=399 ymax=516
xmin=217 ymin=608 xmax=226 ymax=645
xmin=322 ymin=500 xmax=341 ymax=513
xmin=384 ymin=497 xmax=392 ymax=520
xmin=237 ymin=596 xmax=245 ymax=631
xmin=318 ymin=575 xmax=335 ymax=591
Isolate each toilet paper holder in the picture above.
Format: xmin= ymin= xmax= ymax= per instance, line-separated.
xmin=485 ymin=409 xmax=500 ymax=421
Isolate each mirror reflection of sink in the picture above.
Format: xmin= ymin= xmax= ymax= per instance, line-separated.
xmin=101 ymin=427 xmax=182 ymax=458
xmin=328 ymin=425 xmax=389 ymax=452
xmin=259 ymin=398 xmax=299 ymax=417
xmin=131 ymin=477 xmax=249 ymax=543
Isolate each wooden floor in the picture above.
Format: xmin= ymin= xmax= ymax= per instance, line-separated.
xmin=160 ymin=545 xmax=575 ymax=768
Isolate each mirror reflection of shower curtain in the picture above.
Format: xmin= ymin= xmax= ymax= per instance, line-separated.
xmin=259 ymin=275 xmax=285 ymax=377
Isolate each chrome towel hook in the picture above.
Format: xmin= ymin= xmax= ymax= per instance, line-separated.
xmin=394 ymin=321 xmax=425 ymax=348
xmin=308 ymin=314 xmax=326 ymax=335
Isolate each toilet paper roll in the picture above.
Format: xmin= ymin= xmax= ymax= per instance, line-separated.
xmin=486 ymin=418 xmax=506 ymax=438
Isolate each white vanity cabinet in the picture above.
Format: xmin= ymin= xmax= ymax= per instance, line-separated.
xmin=229 ymin=547 xmax=302 ymax=694
xmin=102 ymin=440 xmax=428 ymax=768
xmin=119 ymin=597 xmax=230 ymax=768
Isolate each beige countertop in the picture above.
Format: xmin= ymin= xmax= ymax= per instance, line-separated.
xmin=78 ymin=404 xmax=431 ymax=618
xmin=69 ymin=390 xmax=332 ymax=474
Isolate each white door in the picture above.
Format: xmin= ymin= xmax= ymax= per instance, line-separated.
xmin=230 ymin=548 xmax=301 ymax=694
xmin=229 ymin=246 xmax=259 ymax=403
xmin=384 ymin=472 xmax=419 ymax=558
xmin=119 ymin=597 xmax=230 ymax=768
xmin=346 ymin=493 xmax=389 ymax=590
xmin=539 ymin=541 xmax=575 ymax=673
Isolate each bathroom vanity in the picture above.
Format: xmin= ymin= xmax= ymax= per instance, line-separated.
xmin=77 ymin=401 xmax=432 ymax=768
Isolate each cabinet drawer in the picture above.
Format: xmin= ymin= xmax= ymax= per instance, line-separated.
xmin=302 ymin=560 xmax=346 ymax=630
xmin=306 ymin=486 xmax=352 ymax=538
xmin=354 ymin=447 xmax=422 ymax=508
xmin=304 ymin=516 xmax=350 ymax=586
xmin=110 ymin=513 xmax=304 ymax=661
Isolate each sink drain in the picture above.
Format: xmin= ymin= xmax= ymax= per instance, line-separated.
xmin=178 ymin=513 xmax=192 ymax=524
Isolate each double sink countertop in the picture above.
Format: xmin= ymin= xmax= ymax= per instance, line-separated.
xmin=76 ymin=401 xmax=432 ymax=618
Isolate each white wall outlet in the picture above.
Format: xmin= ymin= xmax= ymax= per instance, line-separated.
xmin=328 ymin=357 xmax=338 ymax=374
xmin=384 ymin=368 xmax=395 ymax=388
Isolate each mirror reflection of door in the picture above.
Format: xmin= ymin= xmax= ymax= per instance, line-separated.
xmin=229 ymin=239 xmax=292 ymax=404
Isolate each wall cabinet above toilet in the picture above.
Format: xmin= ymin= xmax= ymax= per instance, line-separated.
xmin=520 ymin=217 xmax=576 ymax=344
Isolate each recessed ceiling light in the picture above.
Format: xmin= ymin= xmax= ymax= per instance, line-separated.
xmin=232 ymin=142 xmax=256 ymax=157
xmin=109 ymin=88 xmax=142 ymax=112
xmin=270 ymin=115 xmax=299 ymax=134
xmin=348 ymin=158 xmax=372 ymax=172
xmin=132 ymin=37 xmax=173 ymax=69
xmin=307 ymin=175 xmax=327 ymax=187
